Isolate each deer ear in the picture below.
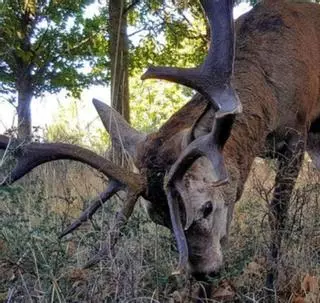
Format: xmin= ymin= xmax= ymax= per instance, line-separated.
xmin=93 ymin=99 xmax=146 ymax=160
xmin=188 ymin=102 xmax=235 ymax=150
xmin=190 ymin=103 xmax=215 ymax=141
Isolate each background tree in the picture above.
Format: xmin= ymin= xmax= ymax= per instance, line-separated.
xmin=108 ymin=0 xmax=130 ymax=122
xmin=0 ymin=0 xmax=108 ymax=140
xmin=99 ymin=0 xmax=206 ymax=125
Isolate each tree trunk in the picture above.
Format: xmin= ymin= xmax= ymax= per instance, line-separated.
xmin=17 ymin=85 xmax=33 ymax=141
xmin=109 ymin=0 xmax=130 ymax=123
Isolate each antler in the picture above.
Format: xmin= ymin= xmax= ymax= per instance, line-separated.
xmin=142 ymin=0 xmax=241 ymax=271
xmin=59 ymin=179 xmax=124 ymax=238
xmin=0 ymin=135 xmax=143 ymax=191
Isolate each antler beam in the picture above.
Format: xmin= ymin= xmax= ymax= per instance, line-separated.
xmin=0 ymin=96 xmax=150 ymax=269
xmin=0 ymin=135 xmax=144 ymax=192
xmin=59 ymin=180 xmax=124 ymax=238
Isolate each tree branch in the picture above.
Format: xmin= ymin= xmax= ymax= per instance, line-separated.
xmin=123 ymin=0 xmax=141 ymax=16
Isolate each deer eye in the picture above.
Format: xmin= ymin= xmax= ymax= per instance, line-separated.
xmin=202 ymin=201 xmax=213 ymax=218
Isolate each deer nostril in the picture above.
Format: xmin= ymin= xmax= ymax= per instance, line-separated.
xmin=192 ymin=270 xmax=220 ymax=282
xmin=202 ymin=201 xmax=213 ymax=218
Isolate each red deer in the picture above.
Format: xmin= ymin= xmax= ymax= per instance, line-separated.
xmin=0 ymin=0 xmax=319 ymax=294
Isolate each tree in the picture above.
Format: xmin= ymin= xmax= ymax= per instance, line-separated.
xmin=0 ymin=0 xmax=108 ymax=140
xmin=104 ymin=0 xmax=203 ymax=124
xmin=108 ymin=0 xmax=130 ymax=122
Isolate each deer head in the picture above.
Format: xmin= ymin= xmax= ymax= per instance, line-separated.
xmin=0 ymin=0 xmax=242 ymax=279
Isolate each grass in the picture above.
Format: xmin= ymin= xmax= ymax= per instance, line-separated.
xmin=0 ymin=157 xmax=319 ymax=302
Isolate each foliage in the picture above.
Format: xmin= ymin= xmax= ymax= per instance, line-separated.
xmin=0 ymin=0 xmax=208 ymax=138
xmin=45 ymin=99 xmax=86 ymax=144
xmin=0 ymin=0 xmax=109 ymax=99
xmin=130 ymin=76 xmax=192 ymax=132
xmin=0 ymin=180 xmax=74 ymax=302
xmin=44 ymin=97 xmax=110 ymax=152
xmin=128 ymin=0 xmax=207 ymax=75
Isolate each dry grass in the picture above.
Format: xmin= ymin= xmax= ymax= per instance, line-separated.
xmin=227 ymin=159 xmax=320 ymax=302
xmin=0 ymin=157 xmax=319 ymax=302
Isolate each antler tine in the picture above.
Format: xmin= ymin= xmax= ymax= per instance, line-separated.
xmin=92 ymin=99 xmax=146 ymax=158
xmin=166 ymin=186 xmax=189 ymax=274
xmin=83 ymin=189 xmax=140 ymax=268
xmin=59 ymin=180 xmax=124 ymax=238
xmin=0 ymin=135 xmax=145 ymax=192
xmin=142 ymin=0 xmax=241 ymax=117
xmin=169 ymin=113 xmax=233 ymax=183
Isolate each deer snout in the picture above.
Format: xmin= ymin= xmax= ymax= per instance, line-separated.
xmin=187 ymin=243 xmax=224 ymax=278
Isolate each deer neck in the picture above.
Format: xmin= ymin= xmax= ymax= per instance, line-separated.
xmin=224 ymin=59 xmax=277 ymax=195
